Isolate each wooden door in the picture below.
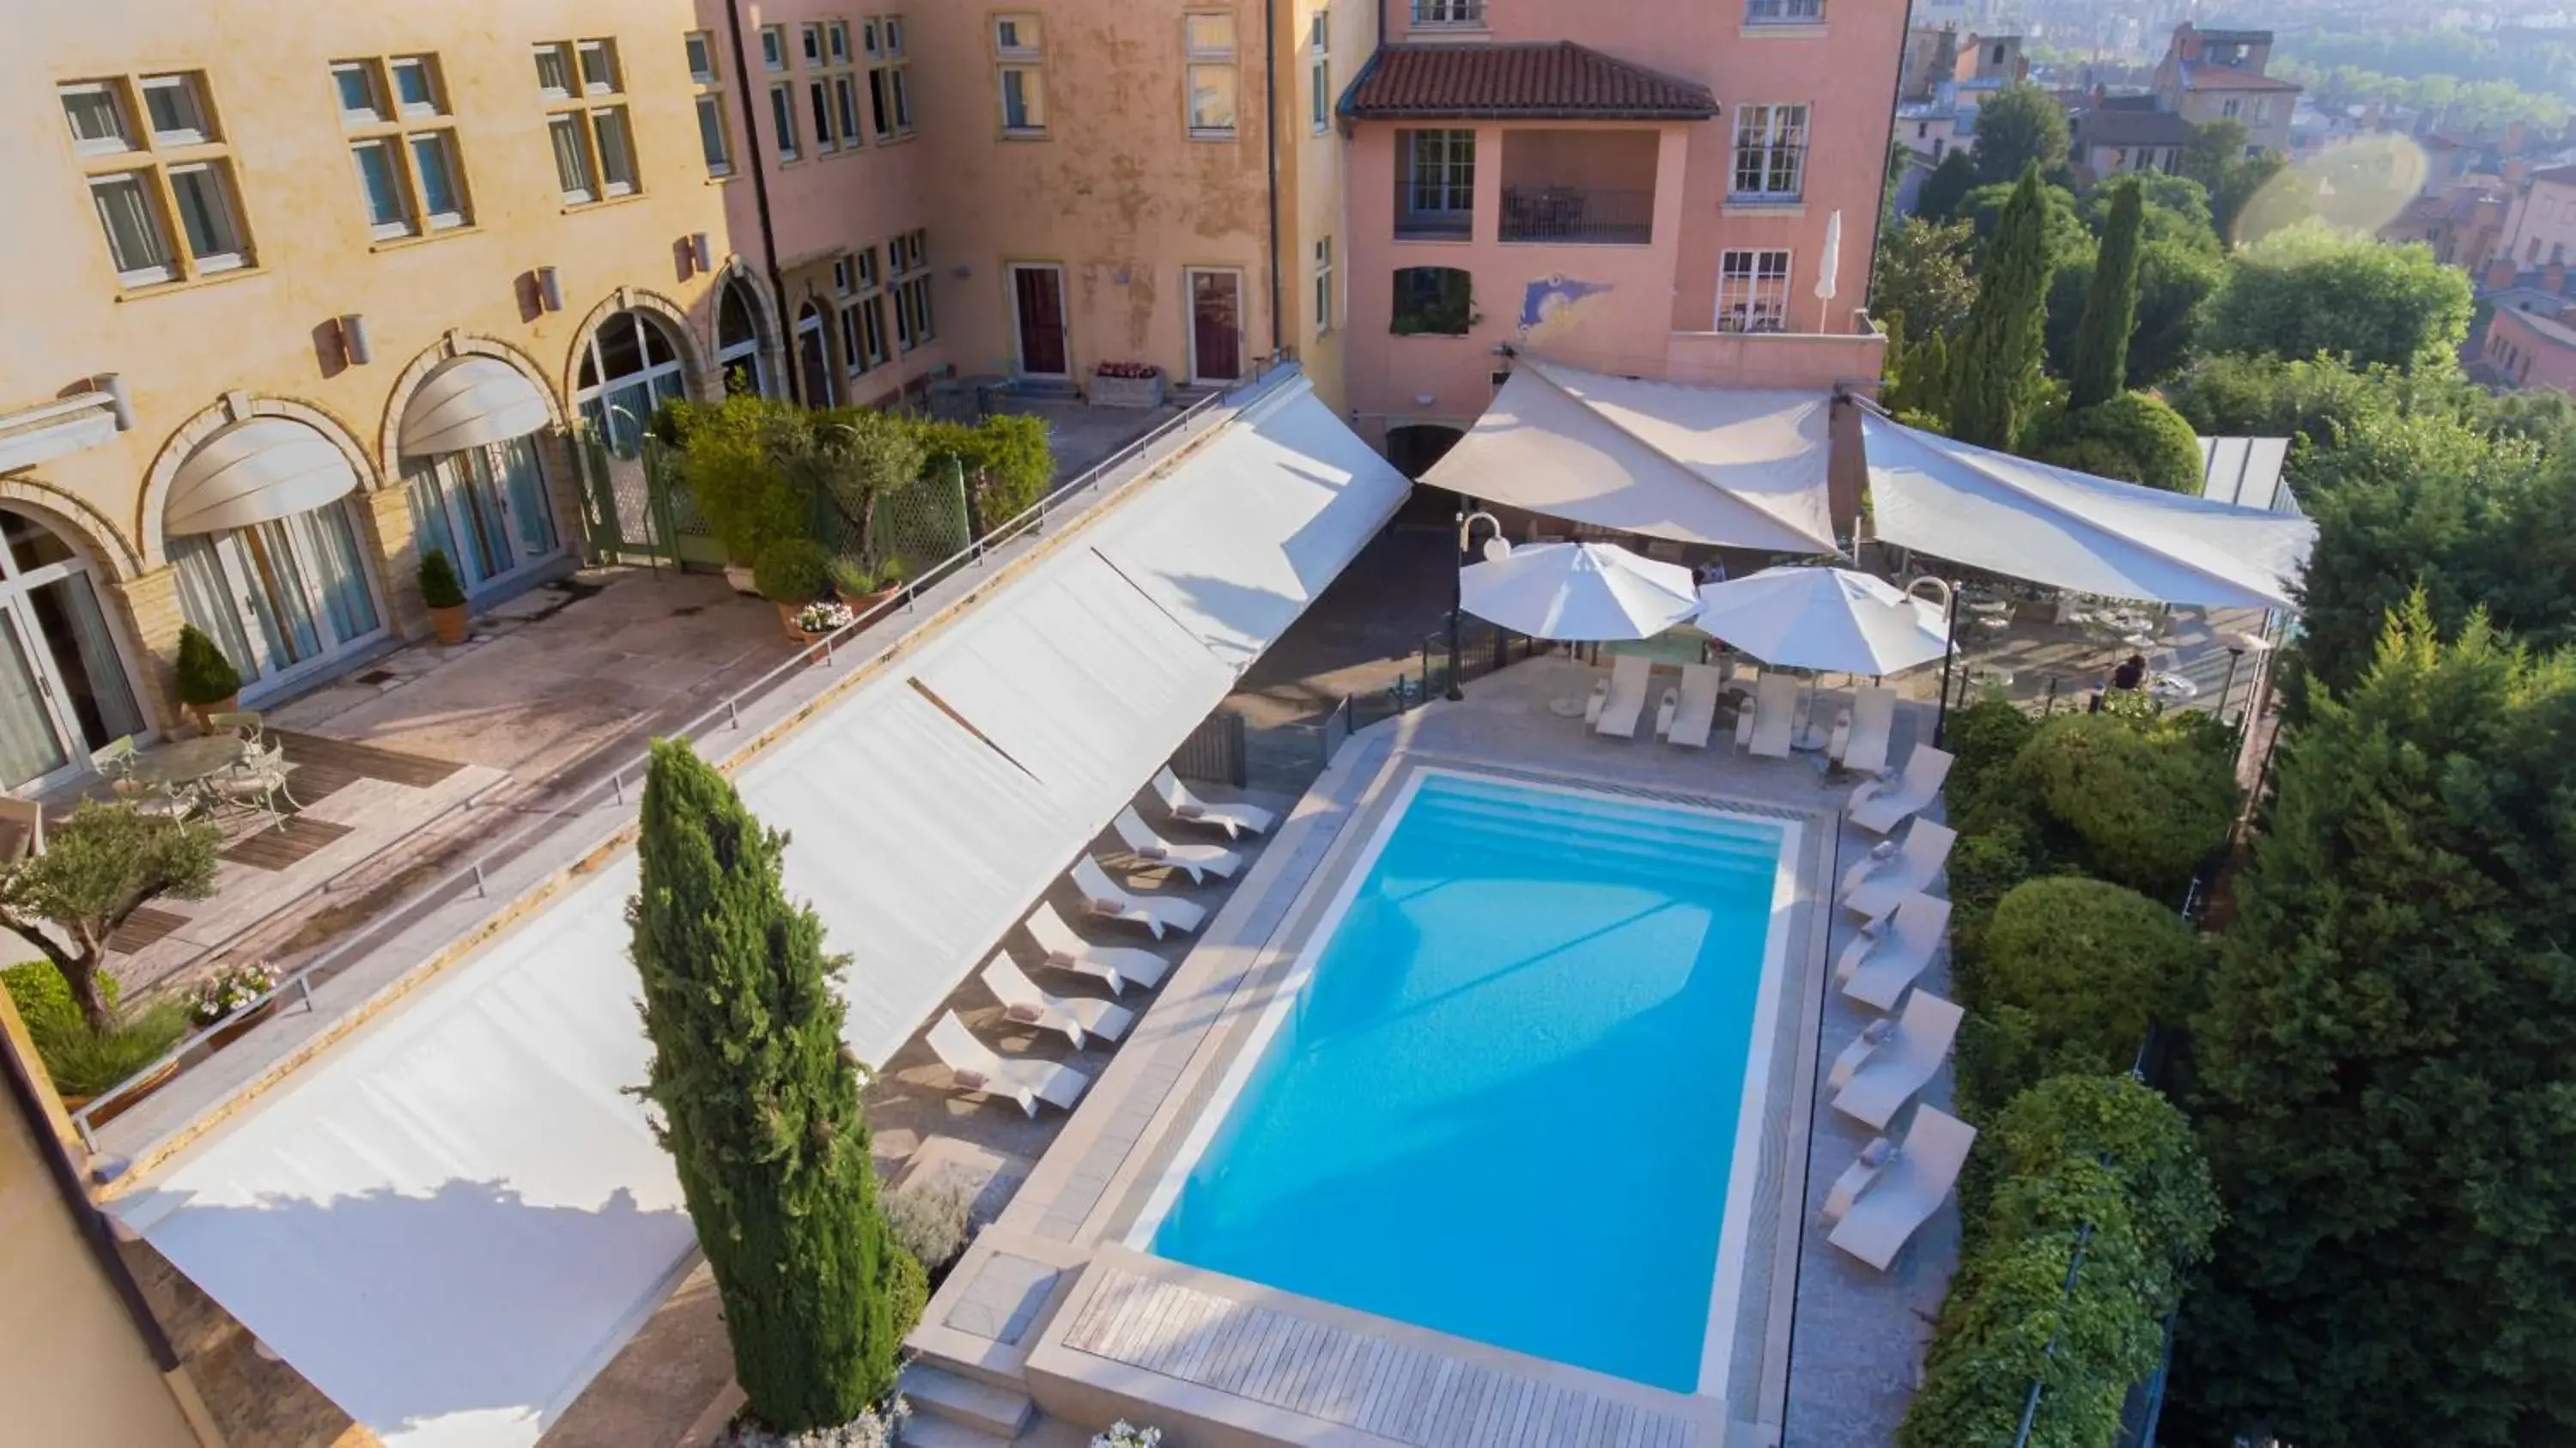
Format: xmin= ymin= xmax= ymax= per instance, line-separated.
xmin=1012 ymin=265 xmax=1069 ymax=376
xmin=1189 ymin=269 xmax=1242 ymax=382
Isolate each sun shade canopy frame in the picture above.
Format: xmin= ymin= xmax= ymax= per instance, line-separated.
xmin=165 ymin=417 xmax=364 ymax=537
xmin=399 ymin=356 xmax=554 ymax=459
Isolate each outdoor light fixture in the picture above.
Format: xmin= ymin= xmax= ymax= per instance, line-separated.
xmin=691 ymin=233 xmax=714 ymax=273
xmin=1414 ymin=392 xmax=1437 ymax=407
xmin=1447 ymin=508 xmax=1505 ymax=702
xmin=536 ymin=265 xmax=564 ymax=313
xmin=337 ymin=313 xmax=373 ymax=367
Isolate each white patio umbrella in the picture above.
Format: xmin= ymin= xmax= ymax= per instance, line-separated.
xmin=1693 ymin=565 xmax=1951 ymax=676
xmin=1458 ymin=540 xmax=1699 ymax=642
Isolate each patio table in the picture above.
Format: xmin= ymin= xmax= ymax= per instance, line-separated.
xmin=123 ymin=735 xmax=246 ymax=789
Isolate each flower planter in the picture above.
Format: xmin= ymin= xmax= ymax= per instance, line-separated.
xmin=428 ymin=603 xmax=471 ymax=646
xmin=775 ymin=600 xmax=817 ymax=642
xmin=186 ymin=694 xmax=240 ymax=733
xmin=206 ymin=998 xmax=279 ymax=1052
xmin=837 ymin=583 xmax=903 ymax=616
xmin=61 ymin=1056 xmax=179 ymax=1129
xmin=1091 ymin=371 xmax=1166 ymax=410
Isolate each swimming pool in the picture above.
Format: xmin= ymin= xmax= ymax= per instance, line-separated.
xmin=1133 ymin=770 xmax=1798 ymax=1396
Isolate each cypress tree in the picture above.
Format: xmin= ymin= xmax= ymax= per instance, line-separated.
xmin=1948 ymin=164 xmax=2056 ymax=451
xmin=2069 ymin=179 xmax=2145 ymax=409
xmin=629 ymin=738 xmax=914 ymax=1432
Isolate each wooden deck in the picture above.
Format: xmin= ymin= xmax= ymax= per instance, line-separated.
xmin=1058 ymin=1265 xmax=1716 ymax=1448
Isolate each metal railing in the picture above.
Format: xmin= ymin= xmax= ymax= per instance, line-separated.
xmin=69 ymin=356 xmax=1292 ymax=1150
xmin=1394 ymin=208 xmax=1473 ymax=241
xmin=1500 ymin=186 xmax=1655 ymax=245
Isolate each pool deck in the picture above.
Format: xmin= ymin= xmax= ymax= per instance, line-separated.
xmin=908 ymin=654 xmax=1960 ymax=1446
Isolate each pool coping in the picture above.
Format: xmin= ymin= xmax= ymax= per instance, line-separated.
xmin=909 ymin=704 xmax=1844 ymax=1446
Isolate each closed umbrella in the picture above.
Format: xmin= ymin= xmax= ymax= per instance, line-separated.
xmin=1693 ymin=565 xmax=1949 ymax=676
xmin=1459 ymin=540 xmax=1699 ymax=642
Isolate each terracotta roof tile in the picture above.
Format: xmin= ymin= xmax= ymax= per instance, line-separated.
xmin=2182 ymin=62 xmax=2301 ymax=92
xmin=1345 ymin=42 xmax=1717 ymax=120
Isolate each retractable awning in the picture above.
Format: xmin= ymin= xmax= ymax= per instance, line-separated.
xmin=166 ymin=418 xmax=363 ymax=537
xmin=1863 ymin=415 xmax=2315 ymax=610
xmin=103 ymin=372 xmax=1408 ymax=1448
xmin=1422 ymin=360 xmax=1838 ymax=552
xmin=400 ymin=357 xmax=553 ymax=459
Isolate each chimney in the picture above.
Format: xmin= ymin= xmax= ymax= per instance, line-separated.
xmin=2490 ymin=257 xmax=2521 ymax=292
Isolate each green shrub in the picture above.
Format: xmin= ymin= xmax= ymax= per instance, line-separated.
xmin=173 ymin=624 xmax=240 ymax=706
xmin=888 ymin=1245 xmax=929 ymax=1337
xmin=3 ymin=959 xmax=116 ymax=1033
xmin=917 ymin=413 xmax=1054 ymax=526
xmin=2018 ymin=711 xmax=2237 ymax=896
xmin=752 ymin=537 xmax=831 ymax=603
xmin=2031 ymin=391 xmax=2207 ymax=494
xmin=24 ymin=1000 xmax=190 ymax=1098
xmin=829 ymin=556 xmax=881 ymax=598
xmin=676 ymin=397 xmax=810 ymax=566
xmin=1962 ymin=876 xmax=2205 ymax=1112
xmin=416 ymin=549 xmax=467 ymax=610
xmin=884 ymin=1177 xmax=973 ymax=1276
xmin=1990 ymin=1074 xmax=2220 ymax=1275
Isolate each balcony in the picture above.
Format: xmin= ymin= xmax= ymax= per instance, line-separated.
xmin=1395 ymin=207 xmax=1473 ymax=242
xmin=1501 ymin=186 xmax=1654 ymax=245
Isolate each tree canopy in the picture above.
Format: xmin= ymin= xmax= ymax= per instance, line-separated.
xmin=2202 ymin=222 xmax=2474 ymax=372
xmin=1917 ymin=149 xmax=1979 ymax=223
xmin=1869 ymin=216 xmax=1978 ymax=339
xmin=1948 ymin=167 xmax=2058 ymax=451
xmin=2069 ymin=179 xmax=2144 ymax=410
xmin=1972 ymin=83 xmax=2072 ymax=186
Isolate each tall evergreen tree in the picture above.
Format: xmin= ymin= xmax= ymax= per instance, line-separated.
xmin=2069 ymin=179 xmax=2145 ymax=409
xmin=629 ymin=739 xmax=915 ymax=1433
xmin=1948 ymin=165 xmax=2056 ymax=450
xmin=2173 ymin=599 xmax=2576 ymax=1448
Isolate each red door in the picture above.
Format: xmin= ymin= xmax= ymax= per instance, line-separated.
xmin=1012 ymin=266 xmax=1068 ymax=376
xmin=1191 ymin=270 xmax=1242 ymax=382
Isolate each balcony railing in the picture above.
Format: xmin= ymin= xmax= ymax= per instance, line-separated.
xmin=1395 ymin=207 xmax=1473 ymax=241
xmin=1500 ymin=187 xmax=1655 ymax=245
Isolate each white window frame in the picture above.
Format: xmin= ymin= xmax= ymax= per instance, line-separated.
xmin=1730 ymin=103 xmax=1808 ymax=200
xmin=390 ymin=57 xmax=440 ymax=117
xmin=339 ymin=53 xmax=469 ymax=239
xmin=853 ymin=244 xmax=890 ymax=365
xmin=685 ymin=31 xmax=720 ymax=85
xmin=64 ymin=70 xmax=251 ymax=290
xmin=769 ymin=82 xmax=801 ymax=161
xmin=540 ymin=39 xmax=638 ymax=204
xmin=139 ymin=73 xmax=213 ymax=146
xmin=866 ymin=15 xmax=914 ymax=140
xmin=1716 ymin=248 xmax=1792 ymax=333
xmin=996 ymin=15 xmax=1045 ymax=137
xmin=1184 ymin=11 xmax=1238 ymax=140
xmin=577 ymin=39 xmax=620 ymax=95
xmin=687 ymin=31 xmax=733 ymax=177
xmin=1309 ymin=10 xmax=1331 ymax=134
xmin=533 ymin=43 xmax=575 ymax=100
xmin=88 ymin=172 xmax=176 ymax=286
xmin=331 ymin=63 xmax=387 ymax=125
xmin=1413 ymin=0 xmax=1484 ymax=27
xmin=1744 ymin=0 xmax=1823 ymax=20
xmin=760 ymin=25 xmax=788 ymax=72
xmin=892 ymin=229 xmax=933 ymax=351
xmin=58 ymin=81 xmax=137 ymax=156
xmin=1313 ymin=234 xmax=1333 ymax=333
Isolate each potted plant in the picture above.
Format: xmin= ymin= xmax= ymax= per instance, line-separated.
xmin=1091 ymin=1423 xmax=1163 ymax=1448
xmin=753 ymin=537 xmax=832 ymax=639
xmin=789 ymin=599 xmax=856 ymax=643
xmin=418 ymin=548 xmax=471 ymax=645
xmin=1091 ymin=361 xmax=1166 ymax=410
xmin=174 ymin=624 xmax=240 ymax=730
xmin=190 ymin=958 xmax=279 ymax=1049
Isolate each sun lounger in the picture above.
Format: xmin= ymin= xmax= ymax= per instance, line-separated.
xmin=1584 ymin=675 xmax=1613 ymax=726
xmin=1848 ymin=743 xmax=1955 ymax=834
xmin=1151 ymin=766 xmax=1275 ymax=839
xmin=1663 ymin=663 xmax=1723 ymax=750
xmin=1829 ymin=990 xmax=1965 ymax=1130
xmin=1593 ymin=654 xmax=1654 ymax=739
xmin=927 ymin=1011 xmax=1090 ymax=1116
xmin=1842 ymin=818 xmax=1956 ymax=917
xmin=979 ymin=953 xmax=1134 ymax=1049
xmin=1837 ymin=892 xmax=1953 ymax=1013
xmin=1733 ymin=672 xmax=1800 ymax=758
xmin=1824 ymin=1105 xmax=1978 ymax=1271
xmin=1072 ymin=855 xmax=1206 ymax=939
xmin=1113 ymin=806 xmax=1241 ymax=884
xmin=1830 ymin=684 xmax=1899 ymax=776
xmin=1023 ymin=903 xmax=1170 ymax=995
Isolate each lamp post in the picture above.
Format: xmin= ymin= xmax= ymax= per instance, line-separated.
xmin=1447 ymin=504 xmax=1504 ymax=701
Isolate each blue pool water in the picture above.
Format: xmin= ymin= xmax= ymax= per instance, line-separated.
xmin=1147 ymin=773 xmax=1788 ymax=1393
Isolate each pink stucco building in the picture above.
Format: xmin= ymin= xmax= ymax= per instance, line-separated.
xmin=1334 ymin=0 xmax=1899 ymax=470
xmin=2484 ymin=302 xmax=2576 ymax=393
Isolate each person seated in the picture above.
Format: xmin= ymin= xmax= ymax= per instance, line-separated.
xmin=2111 ymin=654 xmax=2147 ymax=692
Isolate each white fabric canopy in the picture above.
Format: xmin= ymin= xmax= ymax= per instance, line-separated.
xmin=1422 ymin=360 xmax=1838 ymax=552
xmin=1459 ymin=540 xmax=1699 ymax=641
xmin=1864 ymin=416 xmax=2315 ymax=611
xmin=2198 ymin=436 xmax=2293 ymax=512
xmin=104 ymin=374 xmax=1406 ymax=1448
xmin=167 ymin=418 xmax=363 ymax=537
xmin=1694 ymin=566 xmax=1950 ymax=676
xmin=401 ymin=357 xmax=554 ymax=459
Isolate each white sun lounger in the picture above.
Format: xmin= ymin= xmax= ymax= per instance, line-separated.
xmin=1151 ymin=766 xmax=1275 ymax=840
xmin=927 ymin=1011 xmax=1090 ymax=1116
xmin=1593 ymin=654 xmax=1654 ymax=739
xmin=979 ymin=953 xmax=1134 ymax=1049
xmin=1023 ymin=903 xmax=1170 ymax=995
xmin=1837 ymin=892 xmax=1953 ymax=1013
xmin=1843 ymin=818 xmax=1957 ymax=917
xmin=1113 ymin=806 xmax=1241 ymax=883
xmin=1848 ymin=743 xmax=1955 ymax=834
xmin=1734 ymin=672 xmax=1801 ymax=758
xmin=1829 ymin=989 xmax=1965 ymax=1130
xmin=1824 ymin=1105 xmax=1978 ymax=1271
xmin=1659 ymin=663 xmax=1724 ymax=750
xmin=1831 ymin=684 xmax=1899 ymax=776
xmin=1072 ymin=855 xmax=1206 ymax=939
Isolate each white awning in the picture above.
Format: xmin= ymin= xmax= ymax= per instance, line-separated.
xmin=101 ymin=373 xmax=1406 ymax=1448
xmin=1864 ymin=415 xmax=2315 ymax=611
xmin=2198 ymin=436 xmax=2293 ymax=512
xmin=400 ymin=357 xmax=553 ymax=459
xmin=166 ymin=418 xmax=364 ymax=537
xmin=1422 ymin=360 xmax=1838 ymax=552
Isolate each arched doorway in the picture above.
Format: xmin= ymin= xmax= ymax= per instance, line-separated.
xmin=0 ymin=508 xmax=145 ymax=791
xmin=794 ymin=301 xmax=835 ymax=407
xmin=1383 ymin=423 xmax=1465 ymax=481
xmin=716 ymin=277 xmax=774 ymax=398
xmin=398 ymin=356 xmax=564 ymax=599
xmin=575 ymin=309 xmax=688 ymax=458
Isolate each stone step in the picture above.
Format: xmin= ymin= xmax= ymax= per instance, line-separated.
xmin=896 ymin=1413 xmax=1016 ymax=1448
xmin=900 ymin=1362 xmax=1036 ymax=1437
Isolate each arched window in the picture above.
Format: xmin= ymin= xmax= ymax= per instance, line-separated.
xmin=575 ymin=310 xmax=687 ymax=457
xmin=716 ymin=277 xmax=774 ymax=398
xmin=0 ymin=508 xmax=144 ymax=790
xmin=794 ymin=301 xmax=836 ymax=406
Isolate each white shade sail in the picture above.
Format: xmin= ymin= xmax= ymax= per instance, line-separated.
xmin=166 ymin=418 xmax=363 ymax=537
xmin=1694 ymin=566 xmax=1950 ymax=676
xmin=1459 ymin=540 xmax=1699 ymax=641
xmin=2198 ymin=436 xmax=2293 ymax=512
xmin=1423 ymin=360 xmax=1838 ymax=551
xmin=401 ymin=357 xmax=554 ymax=459
xmin=1863 ymin=415 xmax=2315 ymax=611
xmin=100 ymin=374 xmax=1405 ymax=1448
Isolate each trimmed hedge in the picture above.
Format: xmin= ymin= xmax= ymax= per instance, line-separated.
xmin=1958 ymin=876 xmax=2206 ymax=1115
xmin=2031 ymin=391 xmax=2208 ymax=495
xmin=2019 ymin=711 xmax=2238 ymax=897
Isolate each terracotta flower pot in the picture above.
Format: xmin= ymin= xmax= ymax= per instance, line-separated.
xmin=778 ymin=600 xmax=823 ymax=642
xmin=187 ymin=694 xmax=240 ymax=732
xmin=838 ymin=583 xmax=903 ymax=615
xmin=207 ymin=998 xmax=279 ymax=1052
xmin=428 ymin=602 xmax=470 ymax=646
xmin=61 ymin=1055 xmax=181 ymax=1128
